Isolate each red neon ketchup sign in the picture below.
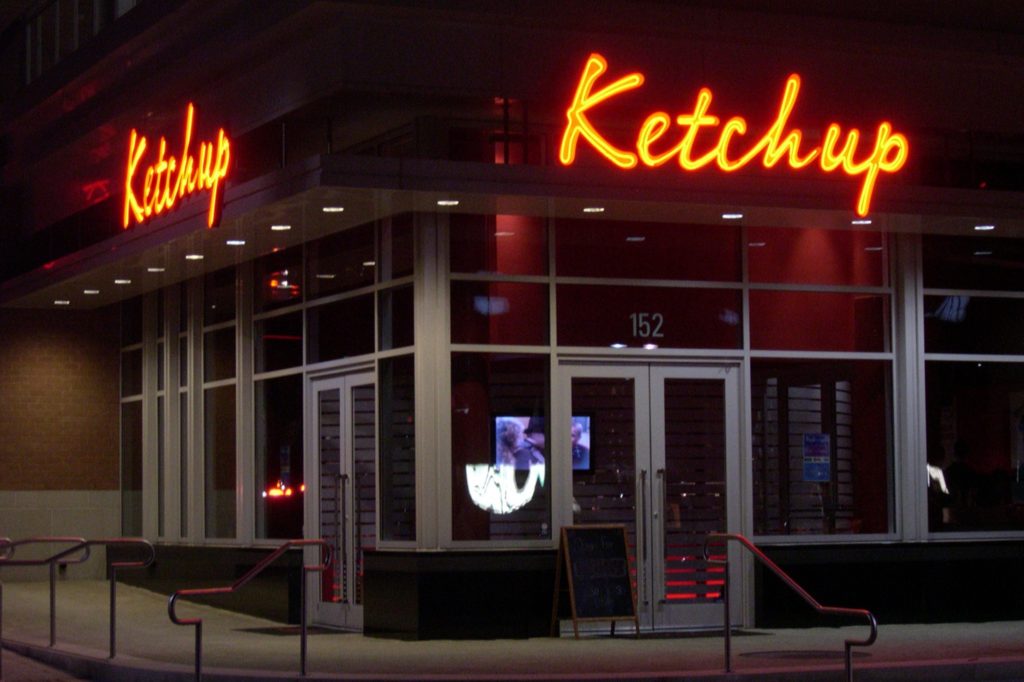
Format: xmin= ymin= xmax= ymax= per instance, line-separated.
xmin=560 ymin=53 xmax=909 ymax=217
xmin=122 ymin=103 xmax=230 ymax=229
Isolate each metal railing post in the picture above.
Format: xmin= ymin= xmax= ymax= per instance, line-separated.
xmin=301 ymin=563 xmax=309 ymax=676
xmin=722 ymin=561 xmax=731 ymax=673
xmin=704 ymin=533 xmax=877 ymax=682
xmin=48 ymin=560 xmax=56 ymax=647
xmin=168 ymin=539 xmax=331 ymax=680
xmin=110 ymin=565 xmax=117 ymax=659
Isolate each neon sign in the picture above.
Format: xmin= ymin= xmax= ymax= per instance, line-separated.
xmin=560 ymin=53 xmax=909 ymax=217
xmin=123 ymin=103 xmax=230 ymax=229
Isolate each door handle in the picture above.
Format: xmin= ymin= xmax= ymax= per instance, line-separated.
xmin=638 ymin=468 xmax=649 ymax=606
xmin=338 ymin=473 xmax=349 ymax=604
xmin=656 ymin=468 xmax=666 ymax=604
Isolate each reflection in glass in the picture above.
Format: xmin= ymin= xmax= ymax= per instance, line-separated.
xmin=450 ymin=214 xmax=547 ymax=275
xmin=923 ymin=234 xmax=1024 ymax=291
xmin=204 ymin=267 xmax=236 ymax=325
xmin=204 ymin=385 xmax=236 ymax=539
xmin=924 ymin=295 xmax=1024 ymax=355
xmin=203 ymin=327 xmax=236 ymax=381
xmin=926 ymin=361 xmax=1024 ymax=532
xmin=379 ymin=285 xmax=413 ymax=350
xmin=751 ymin=359 xmax=892 ymax=535
xmin=307 ymin=294 xmax=374 ymax=363
xmin=556 ymin=219 xmax=739 ymax=281
xmin=120 ymin=401 xmax=143 ymax=536
xmin=450 ymin=281 xmax=548 ymax=346
xmin=306 ymin=222 xmax=375 ymax=300
xmin=255 ymin=375 xmax=303 ymax=539
xmin=556 ymin=284 xmax=741 ymax=349
xmin=747 ymin=227 xmax=887 ymax=286
xmin=255 ymin=312 xmax=303 ymax=372
xmin=379 ymin=355 xmax=415 ymax=541
xmin=121 ymin=348 xmax=143 ymax=396
xmin=750 ymin=291 xmax=889 ymax=352
xmin=255 ymin=246 xmax=303 ymax=312
xmin=451 ymin=354 xmax=550 ymax=540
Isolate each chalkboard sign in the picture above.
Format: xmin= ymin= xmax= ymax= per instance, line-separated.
xmin=551 ymin=525 xmax=639 ymax=638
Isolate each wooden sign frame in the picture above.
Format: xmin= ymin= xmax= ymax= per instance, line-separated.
xmin=550 ymin=524 xmax=640 ymax=638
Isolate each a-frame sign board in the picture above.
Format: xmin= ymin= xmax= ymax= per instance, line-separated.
xmin=550 ymin=524 xmax=640 ymax=638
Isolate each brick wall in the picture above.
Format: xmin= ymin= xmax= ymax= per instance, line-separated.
xmin=0 ymin=305 xmax=120 ymax=490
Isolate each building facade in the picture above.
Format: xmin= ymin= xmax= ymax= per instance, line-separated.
xmin=2 ymin=0 xmax=1024 ymax=633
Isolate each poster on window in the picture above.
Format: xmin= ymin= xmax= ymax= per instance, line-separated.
xmin=802 ymin=433 xmax=831 ymax=482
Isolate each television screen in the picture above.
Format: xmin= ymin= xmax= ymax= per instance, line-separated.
xmin=492 ymin=415 xmax=590 ymax=471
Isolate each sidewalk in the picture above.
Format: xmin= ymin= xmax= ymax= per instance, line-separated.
xmin=1 ymin=580 xmax=1023 ymax=681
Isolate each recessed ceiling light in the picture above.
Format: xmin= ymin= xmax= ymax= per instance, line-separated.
xmin=643 ymin=343 xmax=659 ymax=350
xmin=974 ymin=250 xmax=993 ymax=256
xmin=315 ymin=273 xmax=336 ymax=280
xmin=722 ymin=212 xmax=744 ymax=220
xmin=436 ymin=199 xmax=460 ymax=207
xmin=146 ymin=267 xmax=165 ymax=273
xmin=583 ymin=206 xmax=605 ymax=213
xmin=54 ymin=299 xmax=70 ymax=306
xmin=610 ymin=343 xmax=627 ymax=349
xmin=83 ymin=289 xmax=100 ymax=295
xmin=322 ymin=206 xmax=345 ymax=213
xmin=625 ymin=236 xmax=646 ymax=242
xmin=362 ymin=261 xmax=376 ymax=267
xmin=852 ymin=219 xmax=873 ymax=225
xmin=748 ymin=241 xmax=767 ymax=248
xmin=226 ymin=239 xmax=246 ymax=246
xmin=114 ymin=278 xmax=132 ymax=285
xmin=974 ymin=224 xmax=995 ymax=231
xmin=271 ymin=224 xmax=292 ymax=231
xmin=864 ymin=246 xmax=884 ymax=252
xmin=185 ymin=254 xmax=204 ymax=261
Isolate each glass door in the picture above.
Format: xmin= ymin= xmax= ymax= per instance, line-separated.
xmin=565 ymin=363 xmax=741 ymax=631
xmin=306 ymin=372 xmax=376 ymax=630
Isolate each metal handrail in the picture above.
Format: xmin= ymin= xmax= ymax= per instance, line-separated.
xmin=703 ymin=532 xmax=877 ymax=682
xmin=0 ymin=537 xmax=153 ymax=663
xmin=168 ymin=539 xmax=332 ymax=681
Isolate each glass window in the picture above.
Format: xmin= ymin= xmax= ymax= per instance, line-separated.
xmin=555 ymin=220 xmax=740 ymax=282
xmin=924 ymin=295 xmax=1024 ymax=355
xmin=747 ymin=227 xmax=888 ymax=286
xmin=451 ymin=282 xmax=548 ymax=346
xmin=925 ymin=361 xmax=1024 ymax=532
xmin=203 ymin=327 xmax=236 ymax=381
xmin=751 ymin=359 xmax=892 ymax=535
xmin=121 ymin=297 xmax=142 ymax=346
xmin=179 ymin=282 xmax=189 ymax=332
xmin=307 ymin=295 xmax=375 ymax=363
xmin=451 ymin=353 xmax=550 ymax=541
xmin=204 ymin=267 xmax=236 ymax=326
xmin=255 ymin=246 xmax=303 ymax=312
xmin=121 ymin=348 xmax=142 ymax=396
xmin=923 ymin=235 xmax=1024 ymax=291
xmin=379 ymin=355 xmax=415 ymax=541
xmin=120 ymin=401 xmax=143 ymax=536
xmin=556 ymin=284 xmax=742 ymax=349
xmin=255 ymin=312 xmax=303 ymax=372
xmin=204 ymin=385 xmax=236 ymax=539
xmin=306 ymin=222 xmax=375 ymax=300
xmin=750 ymin=291 xmax=889 ymax=352
xmin=379 ymin=285 xmax=414 ymax=350
xmin=450 ymin=214 xmax=547 ymax=275
xmin=255 ymin=375 xmax=304 ymax=539
xmin=380 ymin=213 xmax=414 ymax=281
